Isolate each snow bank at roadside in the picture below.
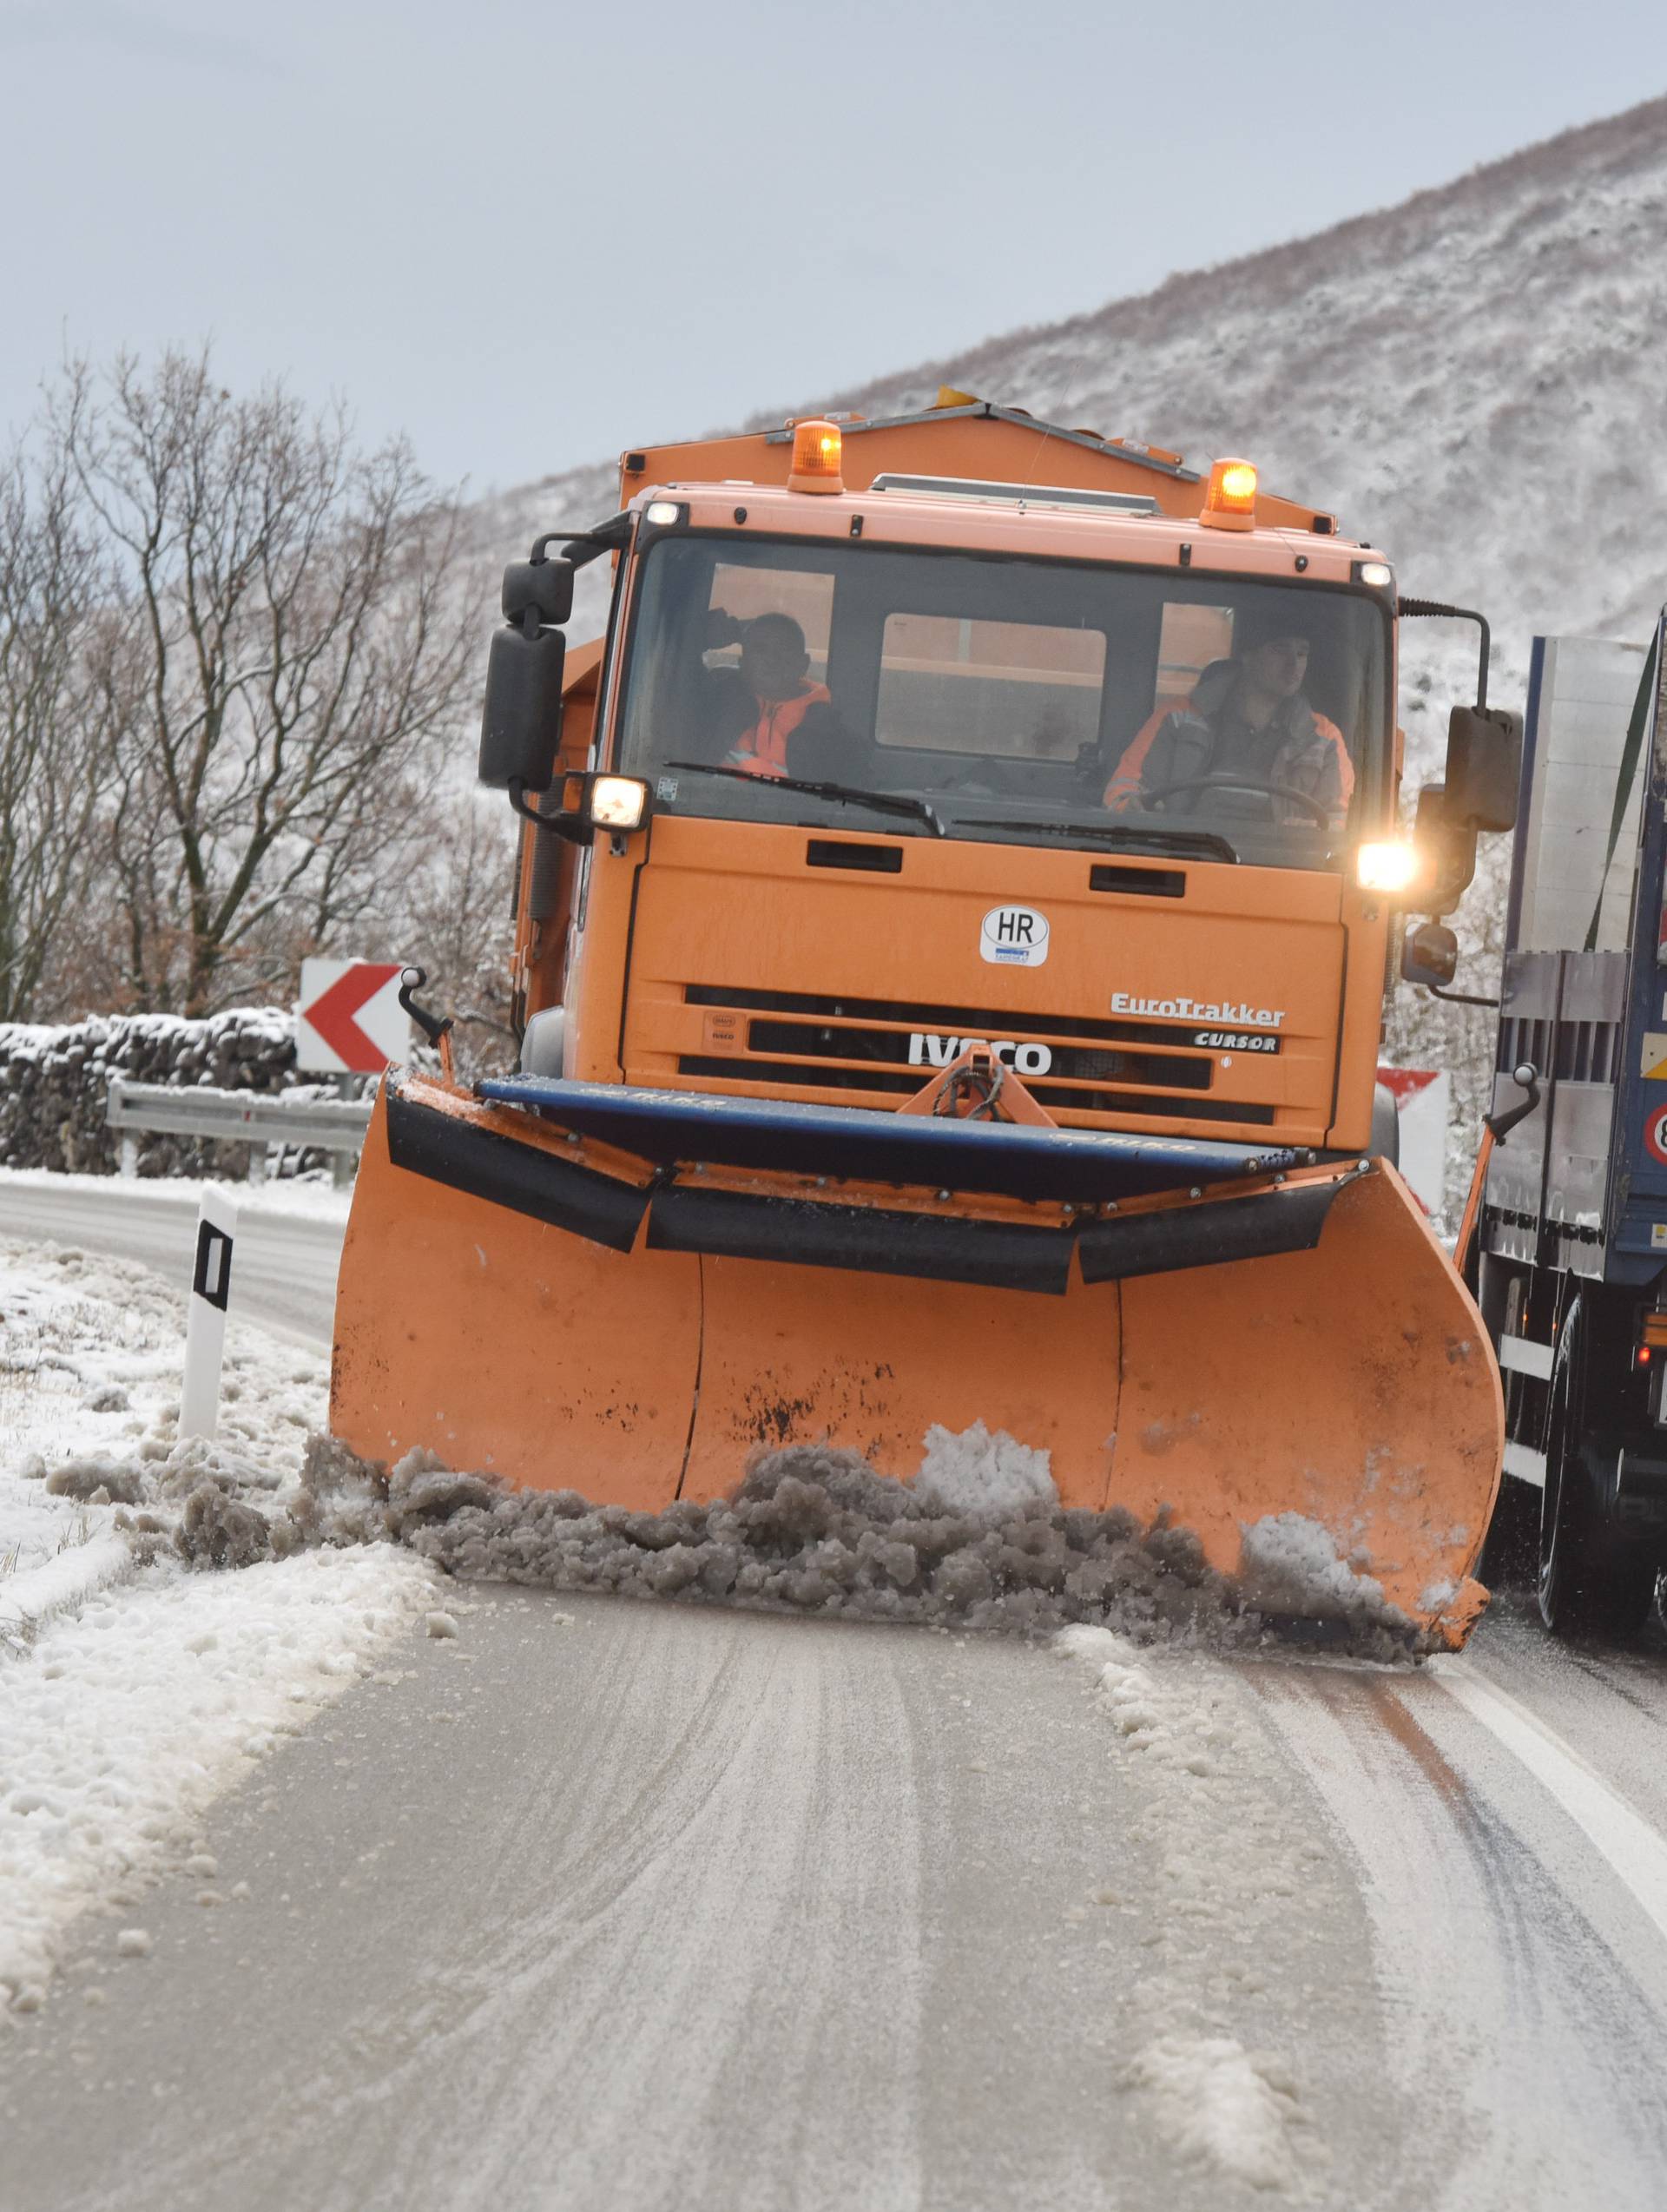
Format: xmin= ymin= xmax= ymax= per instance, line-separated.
xmin=0 ymin=1236 xmax=434 ymax=2013
xmin=0 ymin=1236 xmax=326 ymax=1613
xmin=0 ymin=1546 xmax=432 ymax=2011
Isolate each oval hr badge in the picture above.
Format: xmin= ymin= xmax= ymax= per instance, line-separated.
xmin=981 ymin=905 xmax=1050 ymax=967
xmin=1646 ymin=1104 xmax=1667 ymax=1168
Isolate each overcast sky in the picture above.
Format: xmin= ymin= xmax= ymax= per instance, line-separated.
xmin=3 ymin=0 xmax=1662 ymax=497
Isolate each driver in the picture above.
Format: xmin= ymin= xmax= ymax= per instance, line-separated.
xmin=1104 ymin=609 xmax=1353 ymax=822
xmin=700 ymin=610 xmax=846 ymax=780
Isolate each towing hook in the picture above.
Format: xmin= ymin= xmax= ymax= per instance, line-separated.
xmin=399 ymin=966 xmax=457 ymax=1082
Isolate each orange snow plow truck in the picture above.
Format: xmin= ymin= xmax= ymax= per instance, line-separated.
xmin=333 ymin=395 xmax=1522 ymax=1644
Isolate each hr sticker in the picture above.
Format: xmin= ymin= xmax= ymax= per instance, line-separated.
xmin=980 ymin=905 xmax=1050 ymax=967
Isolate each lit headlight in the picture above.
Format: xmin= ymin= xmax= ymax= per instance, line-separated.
xmin=1356 ymin=840 xmax=1420 ymax=895
xmin=588 ymin=775 xmax=649 ymax=832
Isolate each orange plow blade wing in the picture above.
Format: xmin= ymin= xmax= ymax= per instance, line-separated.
xmin=332 ymin=1085 xmax=1501 ymax=1644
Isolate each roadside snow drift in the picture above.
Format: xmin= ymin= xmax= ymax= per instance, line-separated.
xmin=290 ymin=1432 xmax=1435 ymax=1659
xmin=0 ymin=1234 xmax=435 ymax=2013
xmin=0 ymin=1549 xmax=432 ymax=2012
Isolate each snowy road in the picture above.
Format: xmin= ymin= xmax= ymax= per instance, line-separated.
xmin=5 ymin=1179 xmax=1667 ymax=2206
xmin=6 ymin=1591 xmax=1667 ymax=2209
xmin=0 ymin=1176 xmax=343 ymax=1349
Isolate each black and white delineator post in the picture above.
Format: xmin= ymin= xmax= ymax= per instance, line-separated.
xmin=180 ymin=1187 xmax=238 ymax=1441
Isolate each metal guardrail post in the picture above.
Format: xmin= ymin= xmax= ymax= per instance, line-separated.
xmin=332 ymin=1073 xmax=356 ymax=1190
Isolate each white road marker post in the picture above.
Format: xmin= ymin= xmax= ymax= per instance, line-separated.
xmin=179 ymin=1186 xmax=239 ymax=1441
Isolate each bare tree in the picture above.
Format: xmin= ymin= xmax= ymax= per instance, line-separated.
xmin=392 ymin=791 xmax=518 ymax=1078
xmin=0 ymin=440 xmax=115 ymax=1023
xmin=51 ymin=348 xmax=477 ymax=1014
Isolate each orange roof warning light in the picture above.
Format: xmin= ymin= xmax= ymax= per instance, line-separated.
xmin=1201 ymin=457 xmax=1258 ymax=531
xmin=787 ymin=418 xmax=844 ymax=495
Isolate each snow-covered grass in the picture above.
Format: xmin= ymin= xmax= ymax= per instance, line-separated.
xmin=0 ymin=1237 xmax=326 ymax=1611
xmin=0 ymin=1235 xmax=436 ymax=2012
xmin=0 ymin=1548 xmax=432 ymax=2012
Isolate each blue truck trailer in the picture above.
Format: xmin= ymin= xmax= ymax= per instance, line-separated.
xmin=1465 ymin=616 xmax=1667 ymax=1635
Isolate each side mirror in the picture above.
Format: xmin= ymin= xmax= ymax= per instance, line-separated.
xmin=1443 ymin=704 xmax=1522 ymax=833
xmin=1411 ymin=782 xmax=1478 ymax=916
xmin=501 ymin=556 xmax=574 ymax=628
xmin=1402 ymin=919 xmax=1459 ymax=988
xmin=478 ymin=621 xmax=566 ymax=793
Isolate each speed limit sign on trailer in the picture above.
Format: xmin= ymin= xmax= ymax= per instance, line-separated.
xmin=1644 ymin=1103 xmax=1667 ymax=1169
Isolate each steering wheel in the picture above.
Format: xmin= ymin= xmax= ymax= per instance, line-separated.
xmin=1134 ymin=775 xmax=1333 ymax=826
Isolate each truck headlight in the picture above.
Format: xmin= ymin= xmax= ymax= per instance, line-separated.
xmin=1356 ymin=840 xmax=1420 ymax=895
xmin=588 ymin=775 xmax=649 ymax=832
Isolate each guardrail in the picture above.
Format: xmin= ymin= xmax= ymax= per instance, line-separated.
xmin=105 ymin=1078 xmax=373 ymax=1184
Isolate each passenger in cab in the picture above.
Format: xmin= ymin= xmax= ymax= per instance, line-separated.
xmin=701 ymin=611 xmax=846 ymax=780
xmin=1104 ymin=611 xmax=1354 ymax=823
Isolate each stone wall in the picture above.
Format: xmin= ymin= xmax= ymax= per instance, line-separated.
xmin=0 ymin=1009 xmax=300 ymax=1177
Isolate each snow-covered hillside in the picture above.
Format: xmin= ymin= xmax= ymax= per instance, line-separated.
xmin=477 ymin=95 xmax=1667 ymax=765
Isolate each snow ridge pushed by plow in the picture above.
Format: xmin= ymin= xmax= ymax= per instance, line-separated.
xmin=276 ymin=1427 xmax=1431 ymax=1659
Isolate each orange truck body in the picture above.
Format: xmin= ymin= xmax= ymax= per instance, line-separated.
xmin=333 ymin=397 xmax=1502 ymax=1644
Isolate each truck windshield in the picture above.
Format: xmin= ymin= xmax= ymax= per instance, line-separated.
xmin=614 ymin=532 xmax=1390 ymax=870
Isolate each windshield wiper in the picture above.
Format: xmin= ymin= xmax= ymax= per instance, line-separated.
xmin=966 ymin=816 xmax=1240 ymax=864
xmin=664 ymin=761 xmax=946 ymax=838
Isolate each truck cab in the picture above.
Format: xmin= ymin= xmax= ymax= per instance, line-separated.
xmin=497 ymin=400 xmax=1427 ymax=1161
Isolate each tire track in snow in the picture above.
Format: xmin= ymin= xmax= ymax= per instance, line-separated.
xmin=23 ymin=1597 xmax=927 ymax=2212
xmin=1252 ymin=1662 xmax=1667 ymax=2212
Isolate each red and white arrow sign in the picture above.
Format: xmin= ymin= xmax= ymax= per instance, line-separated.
xmin=295 ymin=959 xmax=410 ymax=1075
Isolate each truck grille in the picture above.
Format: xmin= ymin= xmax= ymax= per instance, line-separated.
xmin=679 ymin=986 xmax=1275 ymax=1127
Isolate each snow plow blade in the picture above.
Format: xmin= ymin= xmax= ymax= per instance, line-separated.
xmin=331 ymin=1075 xmax=1503 ymax=1647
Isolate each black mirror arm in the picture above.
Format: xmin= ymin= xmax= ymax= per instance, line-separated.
xmin=530 ymin=512 xmax=633 ymax=569
xmin=506 ymin=777 xmax=592 ymax=844
xmin=1423 ymin=982 xmax=1501 ymax=1008
xmin=1399 ymin=597 xmax=1492 ymax=711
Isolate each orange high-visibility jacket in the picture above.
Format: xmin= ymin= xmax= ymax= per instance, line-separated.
xmin=1104 ymin=667 xmax=1353 ymax=817
xmin=725 ymin=681 xmax=833 ymax=778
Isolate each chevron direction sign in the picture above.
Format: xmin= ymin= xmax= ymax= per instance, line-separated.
xmin=295 ymin=959 xmax=410 ymax=1075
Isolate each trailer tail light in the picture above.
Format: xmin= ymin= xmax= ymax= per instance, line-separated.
xmin=1641 ymin=1313 xmax=1667 ymax=1348
xmin=1201 ymin=457 xmax=1257 ymax=531
xmin=787 ymin=418 xmax=844 ymax=495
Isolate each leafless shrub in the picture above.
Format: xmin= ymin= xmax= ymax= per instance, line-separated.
xmin=43 ymin=347 xmax=479 ymax=1016
xmin=0 ymin=441 xmax=117 ymax=1021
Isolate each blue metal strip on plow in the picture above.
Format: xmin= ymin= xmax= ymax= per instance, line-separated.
xmin=474 ymin=1076 xmax=1301 ymax=1205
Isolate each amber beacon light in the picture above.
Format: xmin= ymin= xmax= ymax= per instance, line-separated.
xmin=787 ymin=418 xmax=844 ymax=494
xmin=1201 ymin=456 xmax=1258 ymax=531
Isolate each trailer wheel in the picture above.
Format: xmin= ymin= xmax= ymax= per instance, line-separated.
xmin=1539 ymin=1298 xmax=1662 ymax=1639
